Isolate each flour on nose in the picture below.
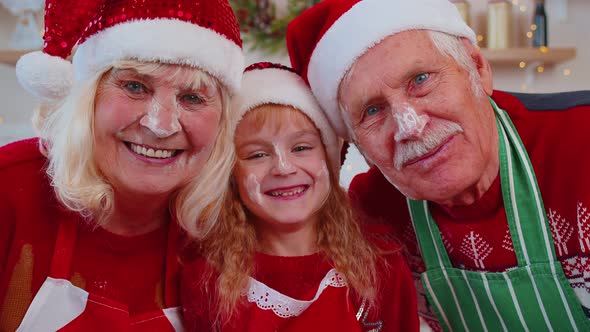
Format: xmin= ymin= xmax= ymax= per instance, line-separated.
xmin=140 ymin=97 xmax=182 ymax=138
xmin=273 ymin=143 xmax=296 ymax=174
xmin=393 ymin=104 xmax=428 ymax=141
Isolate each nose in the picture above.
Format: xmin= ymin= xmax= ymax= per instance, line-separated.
xmin=139 ymin=96 xmax=182 ymax=138
xmin=393 ymin=103 xmax=429 ymax=142
xmin=272 ymin=147 xmax=297 ymax=175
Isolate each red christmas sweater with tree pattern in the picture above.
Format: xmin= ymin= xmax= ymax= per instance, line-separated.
xmin=348 ymin=90 xmax=590 ymax=330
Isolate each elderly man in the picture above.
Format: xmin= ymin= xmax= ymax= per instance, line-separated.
xmin=287 ymin=0 xmax=590 ymax=330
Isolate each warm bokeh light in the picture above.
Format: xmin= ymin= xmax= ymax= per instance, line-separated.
xmin=520 ymin=5 xmax=527 ymax=12
xmin=531 ymin=24 xmax=537 ymax=31
xmin=539 ymin=46 xmax=548 ymax=53
xmin=519 ymin=62 xmax=527 ymax=69
xmin=537 ymin=66 xmax=545 ymax=73
xmin=526 ymin=31 xmax=533 ymax=38
xmin=563 ymin=69 xmax=572 ymax=76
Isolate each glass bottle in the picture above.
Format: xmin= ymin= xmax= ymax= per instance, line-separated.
xmin=533 ymin=0 xmax=548 ymax=47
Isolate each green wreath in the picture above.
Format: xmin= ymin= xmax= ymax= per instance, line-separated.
xmin=230 ymin=0 xmax=320 ymax=54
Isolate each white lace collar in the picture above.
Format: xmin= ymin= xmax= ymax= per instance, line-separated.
xmin=242 ymin=268 xmax=347 ymax=318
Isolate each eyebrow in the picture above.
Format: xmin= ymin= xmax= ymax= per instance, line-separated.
xmin=110 ymin=68 xmax=153 ymax=82
xmin=236 ymin=129 xmax=320 ymax=150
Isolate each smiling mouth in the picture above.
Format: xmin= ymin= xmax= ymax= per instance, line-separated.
xmin=265 ymin=185 xmax=309 ymax=198
xmin=126 ymin=142 xmax=181 ymax=159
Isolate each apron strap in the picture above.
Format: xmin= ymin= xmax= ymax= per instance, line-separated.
xmin=408 ymin=99 xmax=558 ymax=270
xmin=163 ymin=220 xmax=182 ymax=307
xmin=494 ymin=102 xmax=558 ymax=265
xmin=407 ymin=200 xmax=453 ymax=270
xmin=49 ymin=216 xmax=78 ymax=279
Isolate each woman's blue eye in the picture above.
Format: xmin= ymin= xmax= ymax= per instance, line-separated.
xmin=414 ymin=73 xmax=429 ymax=85
xmin=181 ymin=94 xmax=204 ymax=104
xmin=366 ymin=105 xmax=380 ymax=116
xmin=123 ymin=81 xmax=146 ymax=93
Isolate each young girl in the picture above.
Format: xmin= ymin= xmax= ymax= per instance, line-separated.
xmin=181 ymin=63 xmax=419 ymax=331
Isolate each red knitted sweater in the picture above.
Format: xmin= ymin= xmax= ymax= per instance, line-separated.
xmin=0 ymin=138 xmax=181 ymax=330
xmin=182 ymin=244 xmax=419 ymax=331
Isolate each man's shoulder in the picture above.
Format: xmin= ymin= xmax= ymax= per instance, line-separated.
xmin=492 ymin=91 xmax=590 ymax=127
xmin=0 ymin=138 xmax=50 ymax=200
xmin=492 ymin=90 xmax=590 ymax=115
xmin=349 ymin=167 xmax=411 ymax=227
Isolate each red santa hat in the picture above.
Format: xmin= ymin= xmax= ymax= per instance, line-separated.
xmin=287 ymin=0 xmax=476 ymax=139
xmin=16 ymin=0 xmax=244 ymax=101
xmin=232 ymin=62 xmax=342 ymax=170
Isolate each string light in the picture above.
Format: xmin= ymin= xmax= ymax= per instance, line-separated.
xmin=531 ymin=24 xmax=537 ymax=31
xmin=526 ymin=31 xmax=533 ymax=38
xmin=537 ymin=66 xmax=545 ymax=73
xmin=519 ymin=61 xmax=527 ymax=69
xmin=477 ymin=34 xmax=484 ymax=42
xmin=539 ymin=46 xmax=548 ymax=53
xmin=563 ymin=69 xmax=572 ymax=76
xmin=519 ymin=5 xmax=527 ymax=12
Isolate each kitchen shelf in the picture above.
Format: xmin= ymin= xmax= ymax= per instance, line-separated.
xmin=480 ymin=47 xmax=576 ymax=66
xmin=0 ymin=49 xmax=34 ymax=66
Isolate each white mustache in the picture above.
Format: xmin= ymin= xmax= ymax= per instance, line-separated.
xmin=394 ymin=120 xmax=463 ymax=170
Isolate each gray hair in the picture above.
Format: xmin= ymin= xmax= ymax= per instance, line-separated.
xmin=338 ymin=30 xmax=485 ymax=143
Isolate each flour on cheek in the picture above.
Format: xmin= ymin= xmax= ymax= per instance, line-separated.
xmin=245 ymin=173 xmax=264 ymax=206
xmin=316 ymin=162 xmax=330 ymax=194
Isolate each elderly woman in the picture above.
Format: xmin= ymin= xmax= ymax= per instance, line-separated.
xmin=0 ymin=0 xmax=243 ymax=330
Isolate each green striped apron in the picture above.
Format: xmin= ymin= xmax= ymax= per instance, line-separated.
xmin=407 ymin=100 xmax=589 ymax=331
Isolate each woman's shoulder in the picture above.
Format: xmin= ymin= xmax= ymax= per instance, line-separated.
xmin=0 ymin=138 xmax=45 ymax=170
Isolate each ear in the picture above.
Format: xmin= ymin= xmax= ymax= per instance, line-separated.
xmin=461 ymin=38 xmax=494 ymax=96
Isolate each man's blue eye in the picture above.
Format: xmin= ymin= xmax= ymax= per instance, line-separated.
xmin=414 ymin=73 xmax=429 ymax=85
xmin=366 ymin=106 xmax=380 ymax=116
xmin=293 ymin=146 xmax=311 ymax=152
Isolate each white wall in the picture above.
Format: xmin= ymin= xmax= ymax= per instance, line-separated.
xmin=0 ymin=7 xmax=39 ymax=145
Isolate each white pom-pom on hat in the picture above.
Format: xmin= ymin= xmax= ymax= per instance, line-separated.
xmin=16 ymin=51 xmax=74 ymax=102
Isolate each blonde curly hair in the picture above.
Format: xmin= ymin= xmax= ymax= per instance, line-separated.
xmin=196 ymin=105 xmax=380 ymax=325
xmin=36 ymin=59 xmax=234 ymax=231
